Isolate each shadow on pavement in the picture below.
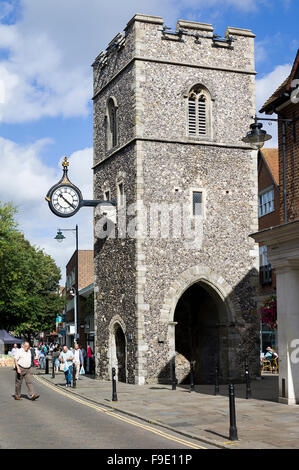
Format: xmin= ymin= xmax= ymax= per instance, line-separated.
xmin=175 ymin=375 xmax=279 ymax=403
xmin=204 ymin=430 xmax=229 ymax=440
xmin=149 ymin=387 xmax=172 ymax=390
xmin=12 ymin=394 xmax=33 ymax=401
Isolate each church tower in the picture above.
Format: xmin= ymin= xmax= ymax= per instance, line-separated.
xmin=93 ymin=14 xmax=259 ymax=385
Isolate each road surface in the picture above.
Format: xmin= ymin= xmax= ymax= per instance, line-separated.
xmin=0 ymin=368 xmax=215 ymax=450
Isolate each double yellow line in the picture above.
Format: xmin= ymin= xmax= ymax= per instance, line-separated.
xmin=34 ymin=375 xmax=207 ymax=449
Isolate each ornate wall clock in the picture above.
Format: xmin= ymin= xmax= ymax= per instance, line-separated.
xmin=46 ymin=156 xmax=116 ymax=218
xmin=45 ymin=157 xmax=83 ymax=218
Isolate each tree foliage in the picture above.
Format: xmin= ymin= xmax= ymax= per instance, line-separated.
xmin=0 ymin=201 xmax=64 ymax=339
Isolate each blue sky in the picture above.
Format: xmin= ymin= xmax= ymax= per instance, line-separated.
xmin=0 ymin=0 xmax=298 ymax=283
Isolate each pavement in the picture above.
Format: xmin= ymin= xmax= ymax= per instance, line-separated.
xmin=34 ymin=369 xmax=299 ymax=449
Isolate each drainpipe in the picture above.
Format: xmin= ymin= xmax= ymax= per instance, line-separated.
xmin=282 ymin=121 xmax=287 ymax=224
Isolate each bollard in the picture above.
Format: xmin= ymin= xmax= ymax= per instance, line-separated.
xmin=171 ymin=356 xmax=177 ymax=390
xmin=245 ymin=357 xmax=252 ymax=399
xmin=45 ymin=357 xmax=49 ymax=375
xmin=215 ymin=363 xmax=220 ymax=396
xmin=112 ymin=367 xmax=118 ymax=401
xmin=72 ymin=363 xmax=76 ymax=388
xmin=228 ymin=384 xmax=238 ymax=441
xmin=52 ymin=352 xmax=55 ymax=379
xmin=190 ymin=360 xmax=195 ymax=392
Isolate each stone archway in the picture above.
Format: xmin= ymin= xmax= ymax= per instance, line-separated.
xmin=115 ymin=326 xmax=126 ymax=382
xmin=161 ymin=265 xmax=241 ymax=384
xmin=108 ymin=316 xmax=127 ymax=382
xmin=174 ymin=280 xmax=229 ymax=384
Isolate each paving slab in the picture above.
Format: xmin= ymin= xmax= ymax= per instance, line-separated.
xmin=34 ymin=370 xmax=299 ymax=449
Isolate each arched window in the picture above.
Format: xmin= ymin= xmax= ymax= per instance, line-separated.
xmin=187 ymin=85 xmax=211 ymax=139
xmin=106 ymin=97 xmax=118 ymax=150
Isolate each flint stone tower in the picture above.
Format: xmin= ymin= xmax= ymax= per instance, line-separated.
xmin=93 ymin=14 xmax=259 ymax=385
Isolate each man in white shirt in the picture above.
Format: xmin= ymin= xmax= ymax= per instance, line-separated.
xmin=11 ymin=344 xmax=19 ymax=357
xmin=14 ymin=342 xmax=39 ymax=401
xmin=59 ymin=345 xmax=74 ymax=387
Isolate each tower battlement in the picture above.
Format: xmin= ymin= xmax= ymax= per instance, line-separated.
xmin=93 ymin=14 xmax=256 ymax=95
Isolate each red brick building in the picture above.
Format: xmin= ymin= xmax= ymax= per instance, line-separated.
xmin=64 ymin=250 xmax=94 ymax=348
xmin=252 ymin=49 xmax=299 ymax=404
xmin=260 ymin=49 xmax=299 ymax=225
xmin=257 ymin=148 xmax=279 ymax=350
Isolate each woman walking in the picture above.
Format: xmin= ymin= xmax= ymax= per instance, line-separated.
xmin=53 ymin=346 xmax=61 ymax=373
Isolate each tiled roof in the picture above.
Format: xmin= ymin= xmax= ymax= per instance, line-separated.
xmin=260 ymin=148 xmax=279 ymax=185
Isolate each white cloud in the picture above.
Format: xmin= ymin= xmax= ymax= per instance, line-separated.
xmin=0 ymin=0 xmax=176 ymax=123
xmin=256 ymin=64 xmax=292 ymax=112
xmin=0 ymin=0 xmax=276 ymax=124
xmin=255 ymin=41 xmax=268 ymax=64
xmin=255 ymin=63 xmax=292 ymax=147
xmin=0 ymin=136 xmax=93 ymax=283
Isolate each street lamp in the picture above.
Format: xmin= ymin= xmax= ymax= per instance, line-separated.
xmin=55 ymin=225 xmax=79 ymax=345
xmin=241 ymin=116 xmax=272 ymax=149
xmin=54 ymin=230 xmax=65 ymax=243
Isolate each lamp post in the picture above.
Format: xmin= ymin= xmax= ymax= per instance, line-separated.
xmin=242 ymin=115 xmax=299 ymax=225
xmin=241 ymin=116 xmax=272 ymax=149
xmin=55 ymin=225 xmax=79 ymax=345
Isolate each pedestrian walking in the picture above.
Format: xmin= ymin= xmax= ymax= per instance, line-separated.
xmin=81 ymin=346 xmax=87 ymax=370
xmin=86 ymin=346 xmax=93 ymax=374
xmin=59 ymin=345 xmax=74 ymax=387
xmin=11 ymin=343 xmax=19 ymax=369
xmin=72 ymin=344 xmax=84 ymax=381
xmin=30 ymin=346 xmax=35 ymax=367
xmin=14 ymin=342 xmax=39 ymax=401
xmin=11 ymin=343 xmax=19 ymax=357
xmin=39 ymin=347 xmax=46 ymax=369
xmin=33 ymin=345 xmax=39 ymax=367
xmin=53 ymin=346 xmax=61 ymax=372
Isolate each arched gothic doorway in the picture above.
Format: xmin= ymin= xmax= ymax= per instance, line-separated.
xmin=115 ymin=325 xmax=126 ymax=382
xmin=174 ymin=281 xmax=229 ymax=384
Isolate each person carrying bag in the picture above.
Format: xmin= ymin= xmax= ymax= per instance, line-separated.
xmin=59 ymin=345 xmax=74 ymax=387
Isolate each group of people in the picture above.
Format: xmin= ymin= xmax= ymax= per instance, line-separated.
xmin=12 ymin=341 xmax=95 ymax=399
xmin=12 ymin=342 xmax=94 ymax=373
xmin=52 ymin=343 xmax=95 ymax=387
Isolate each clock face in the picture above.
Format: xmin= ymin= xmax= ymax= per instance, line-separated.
xmin=49 ymin=185 xmax=81 ymax=217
